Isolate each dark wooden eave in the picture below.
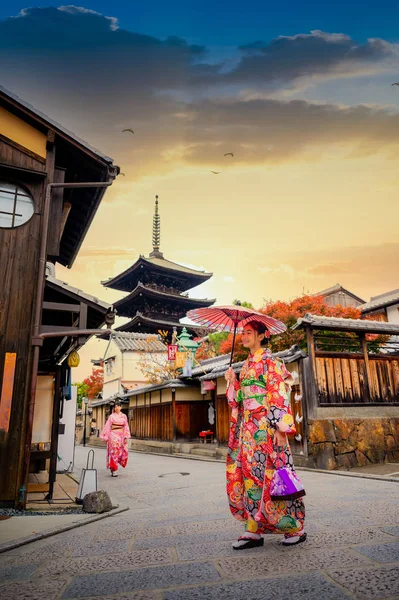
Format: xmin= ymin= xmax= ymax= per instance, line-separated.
xmin=113 ymin=283 xmax=215 ymax=317
xmin=115 ymin=313 xmax=198 ymax=337
xmin=102 ymin=256 xmax=212 ymax=293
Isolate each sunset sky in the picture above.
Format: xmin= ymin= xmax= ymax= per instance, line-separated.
xmin=1 ymin=2 xmax=399 ymax=378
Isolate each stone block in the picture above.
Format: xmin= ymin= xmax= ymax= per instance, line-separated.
xmin=164 ymin=573 xmax=349 ymax=600
xmin=354 ymin=541 xmax=399 ymax=563
xmin=357 ymin=420 xmax=385 ymax=464
xmin=329 ymin=565 xmax=399 ymax=599
xmin=335 ymin=452 xmax=357 ymax=470
xmin=83 ymin=490 xmax=113 ymax=514
xmin=308 ymin=420 xmax=336 ymax=444
xmin=387 ymin=450 xmax=399 ymax=462
xmin=386 ymin=434 xmax=397 ymax=452
xmin=335 ymin=437 xmax=357 ymax=454
xmin=62 ymin=562 xmax=220 ymax=597
xmin=333 ymin=419 xmax=356 ymax=441
xmin=311 ymin=442 xmax=337 ymax=470
xmin=355 ymin=450 xmax=371 ymax=467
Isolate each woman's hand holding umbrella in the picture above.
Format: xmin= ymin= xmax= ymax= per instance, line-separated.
xmin=225 ymin=367 xmax=237 ymax=385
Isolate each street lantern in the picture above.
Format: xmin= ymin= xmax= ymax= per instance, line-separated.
xmin=177 ymin=327 xmax=199 ymax=377
xmin=83 ymin=397 xmax=89 ymax=447
xmin=177 ymin=327 xmax=199 ymax=355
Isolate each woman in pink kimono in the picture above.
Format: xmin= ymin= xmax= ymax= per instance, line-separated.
xmin=225 ymin=320 xmax=306 ymax=550
xmin=100 ymin=401 xmax=130 ymax=477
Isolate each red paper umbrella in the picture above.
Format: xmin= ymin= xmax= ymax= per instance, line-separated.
xmin=187 ymin=302 xmax=286 ymax=366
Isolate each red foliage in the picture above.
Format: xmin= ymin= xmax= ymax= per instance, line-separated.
xmin=83 ymin=367 xmax=104 ymax=399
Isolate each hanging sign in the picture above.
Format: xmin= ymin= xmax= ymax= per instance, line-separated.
xmin=175 ymin=351 xmax=187 ymax=368
xmin=168 ymin=344 xmax=178 ymax=361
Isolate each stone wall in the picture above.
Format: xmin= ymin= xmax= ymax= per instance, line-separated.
xmin=306 ymin=418 xmax=399 ymax=470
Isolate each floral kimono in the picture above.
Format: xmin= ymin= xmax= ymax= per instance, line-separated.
xmin=226 ymin=347 xmax=305 ymax=537
xmin=100 ymin=412 xmax=130 ymax=472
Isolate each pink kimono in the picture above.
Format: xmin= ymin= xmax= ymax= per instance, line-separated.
xmin=100 ymin=412 xmax=130 ymax=472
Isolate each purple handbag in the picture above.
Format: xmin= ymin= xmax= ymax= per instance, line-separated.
xmin=270 ymin=445 xmax=306 ymax=501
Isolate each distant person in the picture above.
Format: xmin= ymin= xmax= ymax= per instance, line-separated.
xmin=225 ymin=320 xmax=306 ymax=549
xmin=100 ymin=401 xmax=130 ymax=477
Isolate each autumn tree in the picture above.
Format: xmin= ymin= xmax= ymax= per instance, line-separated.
xmin=73 ymin=368 xmax=104 ymax=408
xmin=136 ymin=334 xmax=179 ymax=384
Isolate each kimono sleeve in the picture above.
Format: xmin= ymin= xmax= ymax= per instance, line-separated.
xmin=226 ymin=379 xmax=242 ymax=408
xmin=123 ymin=414 xmax=131 ymax=439
xmin=100 ymin=416 xmax=112 ymax=441
xmin=264 ymin=357 xmax=295 ymax=434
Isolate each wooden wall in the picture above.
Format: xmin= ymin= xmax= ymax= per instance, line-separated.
xmin=130 ymin=400 xmax=211 ymax=441
xmin=216 ymin=395 xmax=231 ymax=444
xmin=314 ymin=353 xmax=399 ymax=404
xmin=130 ymin=403 xmax=173 ymax=440
xmin=0 ymin=139 xmax=47 ymax=505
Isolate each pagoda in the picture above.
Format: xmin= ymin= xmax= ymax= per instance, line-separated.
xmin=102 ymin=196 xmax=215 ymax=336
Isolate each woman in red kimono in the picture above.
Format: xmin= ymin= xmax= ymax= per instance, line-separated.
xmin=225 ymin=320 xmax=306 ymax=550
xmin=100 ymin=401 xmax=130 ymax=477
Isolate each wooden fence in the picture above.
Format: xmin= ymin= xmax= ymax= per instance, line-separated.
xmin=314 ymin=352 xmax=399 ymax=404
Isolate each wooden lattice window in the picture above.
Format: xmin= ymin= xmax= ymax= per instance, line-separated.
xmin=0 ymin=182 xmax=34 ymax=228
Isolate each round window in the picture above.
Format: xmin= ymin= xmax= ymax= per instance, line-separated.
xmin=0 ymin=182 xmax=35 ymax=228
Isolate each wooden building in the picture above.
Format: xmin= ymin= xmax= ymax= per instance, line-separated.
xmin=360 ymin=288 xmax=399 ymax=324
xmin=316 ymin=284 xmax=365 ymax=308
xmin=292 ymin=313 xmax=399 ymax=469
xmin=0 ymin=86 xmax=118 ymax=507
xmin=102 ymin=196 xmax=215 ymax=337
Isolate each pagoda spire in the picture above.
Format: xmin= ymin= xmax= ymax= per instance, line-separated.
xmin=149 ymin=195 xmax=163 ymax=258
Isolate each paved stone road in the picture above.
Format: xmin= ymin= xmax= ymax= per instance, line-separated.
xmin=1 ymin=446 xmax=399 ymax=600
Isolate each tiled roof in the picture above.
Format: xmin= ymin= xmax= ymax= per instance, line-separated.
xmin=124 ymin=379 xmax=193 ymax=397
xmin=293 ymin=313 xmax=399 ymax=335
xmin=360 ymin=289 xmax=399 ymax=313
xmin=110 ymin=332 xmax=166 ymax=352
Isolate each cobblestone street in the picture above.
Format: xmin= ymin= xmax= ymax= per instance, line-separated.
xmin=1 ymin=446 xmax=399 ymax=600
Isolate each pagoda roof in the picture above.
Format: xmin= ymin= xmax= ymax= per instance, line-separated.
xmin=115 ymin=313 xmax=199 ymax=337
xmin=113 ymin=283 xmax=215 ymax=317
xmin=102 ymin=255 xmax=213 ymax=292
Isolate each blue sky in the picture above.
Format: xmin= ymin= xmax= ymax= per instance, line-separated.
xmin=2 ymin=1 xmax=399 ymax=47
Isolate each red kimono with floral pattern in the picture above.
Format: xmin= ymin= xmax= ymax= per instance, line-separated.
xmin=226 ymin=347 xmax=305 ymax=536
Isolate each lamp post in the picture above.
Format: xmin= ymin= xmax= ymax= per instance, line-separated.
xmin=83 ymin=397 xmax=89 ymax=447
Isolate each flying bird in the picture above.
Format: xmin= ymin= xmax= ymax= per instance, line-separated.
xmin=294 ymin=392 xmax=302 ymax=403
xmin=210 ymin=171 xmax=221 ymax=174
xmin=122 ymin=128 xmax=135 ymax=134
xmin=295 ymin=414 xmax=303 ymax=424
xmin=224 ymin=152 xmax=234 ymax=157
xmin=392 ymin=82 xmax=399 ymax=86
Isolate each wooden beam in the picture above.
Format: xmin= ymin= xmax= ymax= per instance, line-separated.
xmin=43 ymin=302 xmax=80 ymax=312
xmin=172 ymin=388 xmax=177 ymax=442
xmin=0 ymin=353 xmax=17 ymax=434
xmin=40 ymin=325 xmax=78 ymax=334
xmin=359 ymin=333 xmax=372 ymax=402
xmin=46 ymin=367 xmax=61 ymax=501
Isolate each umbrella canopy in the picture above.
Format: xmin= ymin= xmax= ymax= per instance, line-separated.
xmin=187 ymin=304 xmax=286 ymax=367
xmin=186 ymin=305 xmax=286 ymax=336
